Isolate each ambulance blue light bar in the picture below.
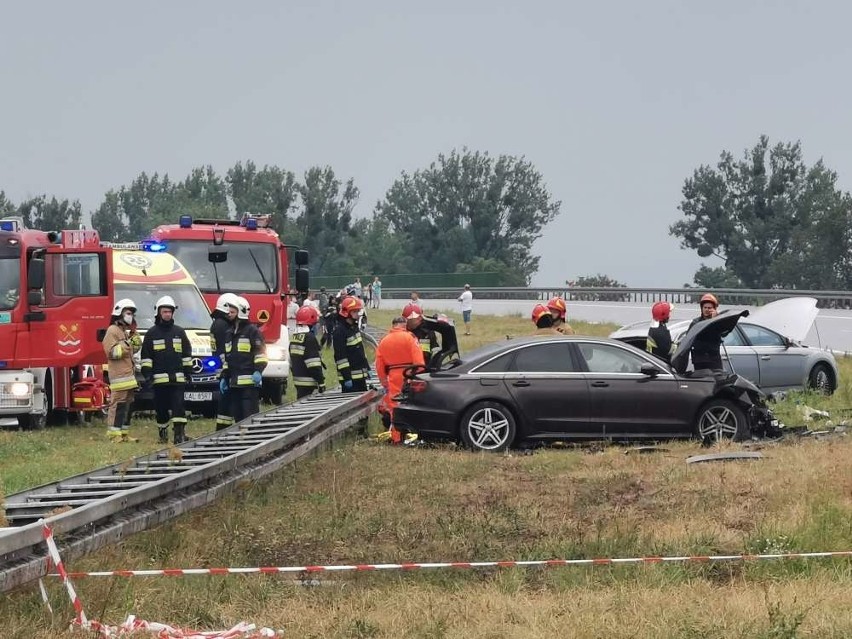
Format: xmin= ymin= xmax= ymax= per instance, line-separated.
xmin=141 ymin=239 xmax=168 ymax=252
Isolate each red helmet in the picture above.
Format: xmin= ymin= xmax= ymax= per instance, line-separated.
xmin=338 ymin=296 xmax=364 ymax=318
xmin=295 ymin=305 xmax=320 ymax=326
xmin=651 ymin=301 xmax=672 ymax=322
xmin=402 ymin=303 xmax=423 ymax=319
xmin=699 ymin=293 xmax=718 ymax=308
xmin=546 ymin=297 xmax=567 ymax=320
xmin=531 ymin=304 xmax=552 ymax=325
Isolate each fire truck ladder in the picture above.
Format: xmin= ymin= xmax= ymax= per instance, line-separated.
xmin=0 ymin=389 xmax=378 ymax=593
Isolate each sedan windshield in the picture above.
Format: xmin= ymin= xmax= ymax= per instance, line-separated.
xmin=0 ymin=257 xmax=21 ymax=311
xmin=115 ymin=283 xmax=210 ymax=330
xmin=166 ymin=240 xmax=278 ymax=294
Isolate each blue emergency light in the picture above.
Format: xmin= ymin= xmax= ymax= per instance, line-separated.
xmin=204 ymin=357 xmax=220 ymax=370
xmin=179 ymin=215 xmax=192 ymax=228
xmin=140 ymin=239 xmax=168 ymax=252
xmin=245 ymin=218 xmax=258 ymax=230
xmin=0 ymin=221 xmax=15 ymax=231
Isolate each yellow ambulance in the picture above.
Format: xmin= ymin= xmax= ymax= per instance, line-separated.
xmin=110 ymin=247 xmax=220 ymax=416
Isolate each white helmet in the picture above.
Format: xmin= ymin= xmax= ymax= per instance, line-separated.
xmin=215 ymin=292 xmax=240 ymax=314
xmin=236 ymin=296 xmax=250 ymax=321
xmin=155 ymin=295 xmax=178 ymax=312
xmin=112 ymin=298 xmax=137 ymax=317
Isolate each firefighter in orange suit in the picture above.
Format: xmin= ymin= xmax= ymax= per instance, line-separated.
xmin=375 ymin=316 xmax=425 ymax=443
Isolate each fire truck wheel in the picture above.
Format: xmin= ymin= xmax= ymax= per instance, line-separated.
xmin=17 ymin=411 xmax=46 ymax=431
xmin=262 ymin=379 xmax=285 ymax=405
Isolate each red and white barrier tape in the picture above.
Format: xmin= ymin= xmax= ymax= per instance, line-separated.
xmin=39 ymin=523 xmax=278 ymax=638
xmin=42 ymin=522 xmax=87 ymax=625
xmin=53 ymin=550 xmax=852 ymax=579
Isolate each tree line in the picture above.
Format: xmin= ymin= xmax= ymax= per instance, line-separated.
xmin=4 ymin=136 xmax=850 ymax=290
xmin=0 ymin=149 xmax=561 ymax=286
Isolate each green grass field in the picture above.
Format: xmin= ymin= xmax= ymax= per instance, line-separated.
xmin=2 ymin=312 xmax=852 ymax=638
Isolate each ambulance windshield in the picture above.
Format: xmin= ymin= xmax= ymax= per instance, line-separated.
xmin=114 ymin=283 xmax=211 ymax=330
xmin=0 ymin=258 xmax=20 ymax=311
xmin=166 ymin=240 xmax=278 ymax=294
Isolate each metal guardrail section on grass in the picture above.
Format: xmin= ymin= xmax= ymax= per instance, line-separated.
xmin=380 ymin=287 xmax=852 ymax=307
xmin=0 ymin=389 xmax=378 ymax=592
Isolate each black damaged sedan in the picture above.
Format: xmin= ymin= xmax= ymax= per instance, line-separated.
xmin=394 ymin=312 xmax=778 ymax=451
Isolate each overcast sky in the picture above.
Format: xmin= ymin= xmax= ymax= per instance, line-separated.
xmin=1 ymin=1 xmax=850 ymax=287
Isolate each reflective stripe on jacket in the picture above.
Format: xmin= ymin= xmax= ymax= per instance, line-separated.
xmin=102 ymin=323 xmax=139 ymax=392
xmin=140 ymin=321 xmax=193 ymax=385
xmin=290 ymin=330 xmax=324 ymax=389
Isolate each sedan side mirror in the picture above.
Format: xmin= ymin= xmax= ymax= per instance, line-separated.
xmin=640 ymin=363 xmax=660 ymax=377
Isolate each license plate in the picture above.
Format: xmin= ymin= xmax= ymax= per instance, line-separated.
xmin=184 ymin=391 xmax=213 ymax=402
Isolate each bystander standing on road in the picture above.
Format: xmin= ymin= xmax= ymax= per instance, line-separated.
xmin=457 ymin=284 xmax=473 ymax=335
xmin=372 ymin=276 xmax=382 ymax=308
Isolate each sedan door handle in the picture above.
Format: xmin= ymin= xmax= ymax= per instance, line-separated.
xmin=512 ymin=380 xmax=530 ymax=387
xmin=590 ymin=381 xmax=609 ymax=388
xmin=760 ymin=356 xmax=771 ymax=361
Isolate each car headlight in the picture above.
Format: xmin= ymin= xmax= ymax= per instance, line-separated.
xmin=266 ymin=345 xmax=284 ymax=360
xmin=10 ymin=382 xmax=31 ymax=397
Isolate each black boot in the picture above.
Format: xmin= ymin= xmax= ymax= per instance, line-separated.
xmin=173 ymin=423 xmax=186 ymax=445
xmin=158 ymin=426 xmax=168 ymax=444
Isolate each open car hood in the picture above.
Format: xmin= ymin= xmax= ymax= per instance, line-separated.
xmin=744 ymin=297 xmax=819 ymax=343
xmin=671 ymin=310 xmax=749 ymax=374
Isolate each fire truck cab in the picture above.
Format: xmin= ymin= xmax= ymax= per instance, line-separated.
xmin=149 ymin=213 xmax=309 ymax=404
xmin=0 ymin=218 xmax=113 ymax=429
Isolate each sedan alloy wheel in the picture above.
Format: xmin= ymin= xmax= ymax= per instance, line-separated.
xmin=695 ymin=399 xmax=748 ymax=444
xmin=460 ymin=401 xmax=517 ymax=452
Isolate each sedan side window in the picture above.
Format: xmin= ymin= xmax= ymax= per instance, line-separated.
xmin=579 ymin=343 xmax=649 ymax=374
xmin=741 ymin=324 xmax=784 ymax=347
xmin=723 ymin=327 xmax=746 ymax=346
xmin=476 ymin=353 xmax=514 ymax=373
xmin=512 ymin=343 xmax=578 ymax=373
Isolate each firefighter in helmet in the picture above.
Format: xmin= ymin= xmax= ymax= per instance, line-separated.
xmin=220 ymin=296 xmax=268 ymax=422
xmin=334 ymin=295 xmax=370 ymax=392
xmin=375 ymin=316 xmax=424 ymax=443
xmin=532 ymin=304 xmax=560 ymax=335
xmin=210 ymin=292 xmax=240 ymax=430
xmin=402 ymin=303 xmax=439 ymax=366
xmin=647 ymin=301 xmax=675 ymax=364
xmin=141 ymin=296 xmax=193 ymax=444
xmin=290 ymin=305 xmax=326 ymax=399
xmin=688 ymin=293 xmax=723 ymax=370
xmin=546 ymin=297 xmax=575 ymax=335
xmin=103 ymin=298 xmax=142 ymax=442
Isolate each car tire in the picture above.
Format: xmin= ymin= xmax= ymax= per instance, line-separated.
xmin=460 ymin=401 xmax=517 ymax=452
xmin=807 ymin=363 xmax=835 ymax=395
xmin=695 ymin=399 xmax=749 ymax=445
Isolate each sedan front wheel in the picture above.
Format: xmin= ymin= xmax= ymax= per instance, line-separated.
xmin=695 ymin=399 xmax=749 ymax=444
xmin=460 ymin=401 xmax=517 ymax=452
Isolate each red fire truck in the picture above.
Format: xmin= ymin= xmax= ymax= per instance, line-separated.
xmin=0 ymin=217 xmax=114 ymax=429
xmin=149 ymin=214 xmax=309 ymax=404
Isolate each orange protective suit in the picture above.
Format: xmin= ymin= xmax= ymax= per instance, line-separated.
xmin=375 ymin=326 xmax=425 ymax=441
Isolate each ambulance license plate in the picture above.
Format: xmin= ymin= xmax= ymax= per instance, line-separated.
xmin=184 ymin=391 xmax=213 ymax=402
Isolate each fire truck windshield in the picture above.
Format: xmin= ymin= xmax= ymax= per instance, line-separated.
xmin=114 ymin=283 xmax=211 ymax=330
xmin=166 ymin=240 xmax=278 ymax=294
xmin=0 ymin=257 xmax=20 ymax=311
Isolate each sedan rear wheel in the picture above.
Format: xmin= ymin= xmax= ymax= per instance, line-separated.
xmin=695 ymin=399 xmax=748 ymax=444
xmin=460 ymin=401 xmax=516 ymax=452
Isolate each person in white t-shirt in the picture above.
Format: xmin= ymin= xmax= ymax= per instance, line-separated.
xmin=457 ymin=284 xmax=473 ymax=335
xmin=286 ymin=297 xmax=300 ymax=330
